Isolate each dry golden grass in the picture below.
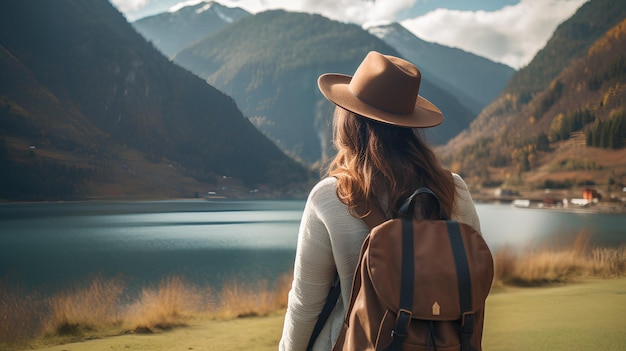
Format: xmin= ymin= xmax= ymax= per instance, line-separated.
xmin=2 ymin=232 xmax=625 ymax=349
xmin=494 ymin=231 xmax=626 ymax=286
xmin=44 ymin=275 xmax=125 ymax=336
xmin=124 ymin=276 xmax=203 ymax=332
xmin=215 ymin=275 xmax=291 ymax=319
xmin=0 ymin=273 xmax=293 ymax=349
xmin=0 ymin=282 xmax=44 ymax=345
xmin=216 ymin=280 xmax=274 ymax=319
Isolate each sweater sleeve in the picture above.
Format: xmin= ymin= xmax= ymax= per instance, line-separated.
xmin=279 ymin=180 xmax=338 ymax=351
xmin=451 ymin=173 xmax=481 ymax=232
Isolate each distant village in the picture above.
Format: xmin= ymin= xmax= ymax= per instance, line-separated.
xmin=487 ymin=186 xmax=626 ymax=213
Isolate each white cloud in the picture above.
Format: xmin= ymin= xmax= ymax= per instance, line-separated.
xmin=216 ymin=0 xmax=416 ymax=24
xmin=111 ymin=0 xmax=588 ymax=68
xmin=401 ymin=0 xmax=588 ymax=69
xmin=110 ymin=0 xmax=150 ymax=13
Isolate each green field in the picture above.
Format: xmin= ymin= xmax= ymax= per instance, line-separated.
xmin=25 ymin=278 xmax=626 ymax=351
xmin=484 ymin=279 xmax=626 ymax=350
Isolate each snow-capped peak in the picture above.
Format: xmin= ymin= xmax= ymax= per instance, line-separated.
xmin=168 ymin=0 xmax=205 ymax=13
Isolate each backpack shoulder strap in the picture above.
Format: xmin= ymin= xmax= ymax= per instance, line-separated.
xmin=400 ymin=187 xmax=448 ymax=220
xmin=307 ymin=273 xmax=341 ymax=351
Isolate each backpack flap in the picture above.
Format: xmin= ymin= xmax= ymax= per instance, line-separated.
xmin=366 ymin=218 xmax=494 ymax=321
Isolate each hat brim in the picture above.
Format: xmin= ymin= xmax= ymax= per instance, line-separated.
xmin=318 ymin=73 xmax=444 ymax=128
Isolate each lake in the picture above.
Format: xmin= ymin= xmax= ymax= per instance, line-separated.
xmin=0 ymin=200 xmax=624 ymax=295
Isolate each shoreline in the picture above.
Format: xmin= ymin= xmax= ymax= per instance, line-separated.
xmin=3 ymin=227 xmax=625 ymax=350
xmin=15 ymin=278 xmax=626 ymax=351
xmin=473 ymin=195 xmax=626 ymax=215
xmin=3 ymin=196 xmax=623 ymax=215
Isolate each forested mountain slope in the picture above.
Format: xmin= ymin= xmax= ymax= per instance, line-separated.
xmin=440 ymin=1 xmax=626 ymax=200
xmin=0 ymin=0 xmax=310 ymax=201
xmin=174 ymin=10 xmax=476 ymax=164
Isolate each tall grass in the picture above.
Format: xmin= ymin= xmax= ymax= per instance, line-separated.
xmin=493 ymin=230 xmax=626 ymax=286
xmin=215 ymin=277 xmax=290 ymax=319
xmin=0 ymin=273 xmax=293 ymax=348
xmin=0 ymin=282 xmax=44 ymax=345
xmin=44 ymin=275 xmax=125 ymax=336
xmin=125 ymin=276 xmax=202 ymax=332
xmin=1 ymin=230 xmax=625 ymax=348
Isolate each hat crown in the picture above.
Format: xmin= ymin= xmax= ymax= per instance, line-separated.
xmin=349 ymin=52 xmax=421 ymax=115
xmin=316 ymin=51 xmax=443 ymax=128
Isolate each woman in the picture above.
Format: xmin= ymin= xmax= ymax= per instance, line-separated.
xmin=279 ymin=51 xmax=481 ymax=351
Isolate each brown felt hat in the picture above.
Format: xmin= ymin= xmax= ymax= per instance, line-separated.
xmin=318 ymin=51 xmax=443 ymax=128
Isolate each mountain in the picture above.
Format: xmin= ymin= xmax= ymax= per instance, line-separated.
xmin=368 ymin=22 xmax=515 ymax=115
xmin=173 ymin=10 xmax=476 ymax=165
xmin=506 ymin=0 xmax=626 ymax=103
xmin=0 ymin=0 xmax=310 ymax=201
xmin=439 ymin=0 xmax=626 ymax=199
xmin=132 ymin=1 xmax=251 ymax=58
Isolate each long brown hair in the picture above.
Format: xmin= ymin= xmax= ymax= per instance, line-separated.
xmin=326 ymin=107 xmax=457 ymax=219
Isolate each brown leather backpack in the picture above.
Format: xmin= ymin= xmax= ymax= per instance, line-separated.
xmin=307 ymin=187 xmax=494 ymax=351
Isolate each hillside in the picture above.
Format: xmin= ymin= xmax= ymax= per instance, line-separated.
xmin=0 ymin=0 xmax=310 ymax=201
xmin=173 ymin=10 xmax=476 ymax=165
xmin=506 ymin=0 xmax=626 ymax=103
xmin=440 ymin=1 xmax=626 ymax=201
xmin=132 ymin=1 xmax=250 ymax=58
xmin=368 ymin=22 xmax=515 ymax=114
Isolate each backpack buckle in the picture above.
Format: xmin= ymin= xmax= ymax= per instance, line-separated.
xmin=461 ymin=311 xmax=475 ymax=334
xmin=392 ymin=309 xmax=413 ymax=338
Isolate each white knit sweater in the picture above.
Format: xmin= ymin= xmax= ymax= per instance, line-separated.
xmin=278 ymin=174 xmax=481 ymax=351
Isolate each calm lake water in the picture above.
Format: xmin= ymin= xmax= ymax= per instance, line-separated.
xmin=1 ymin=200 xmax=624 ymax=295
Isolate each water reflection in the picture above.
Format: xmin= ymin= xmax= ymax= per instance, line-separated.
xmin=0 ymin=201 xmax=623 ymax=295
xmin=477 ymin=204 xmax=625 ymax=250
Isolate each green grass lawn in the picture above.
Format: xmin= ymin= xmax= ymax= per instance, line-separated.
xmin=27 ymin=278 xmax=626 ymax=351
xmin=483 ymin=278 xmax=626 ymax=351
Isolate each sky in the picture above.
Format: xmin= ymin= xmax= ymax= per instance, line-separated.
xmin=109 ymin=0 xmax=589 ymax=69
